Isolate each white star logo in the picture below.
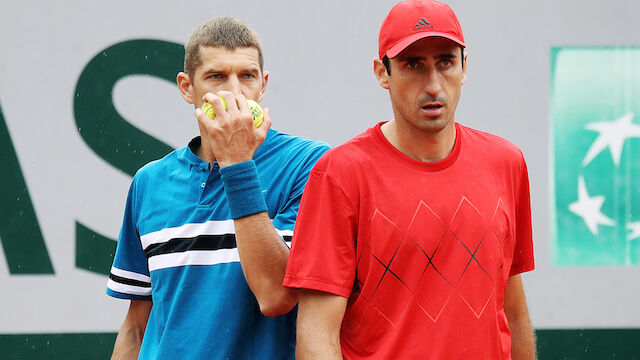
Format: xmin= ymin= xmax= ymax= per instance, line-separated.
xmin=628 ymin=222 xmax=640 ymax=241
xmin=568 ymin=176 xmax=616 ymax=235
xmin=582 ymin=112 xmax=640 ymax=166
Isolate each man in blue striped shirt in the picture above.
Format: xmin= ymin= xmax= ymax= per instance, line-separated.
xmin=107 ymin=17 xmax=330 ymax=359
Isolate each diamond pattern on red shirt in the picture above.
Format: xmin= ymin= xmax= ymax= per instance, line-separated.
xmin=406 ymin=201 xmax=447 ymax=258
xmin=358 ymin=197 xmax=509 ymax=325
xmin=415 ymin=265 xmax=454 ymax=322
xmin=456 ymin=260 xmax=495 ymax=317
xmin=389 ymin=237 xmax=430 ymax=292
xmin=366 ymin=210 xmax=404 ymax=265
xmin=449 ymin=197 xmax=489 ymax=256
xmin=431 ymin=231 xmax=471 ymax=287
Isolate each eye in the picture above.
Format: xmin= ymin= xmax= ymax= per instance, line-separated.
xmin=405 ymin=60 xmax=421 ymax=70
xmin=439 ymin=59 xmax=453 ymax=68
xmin=241 ymin=73 xmax=257 ymax=79
xmin=208 ymin=73 xmax=224 ymax=80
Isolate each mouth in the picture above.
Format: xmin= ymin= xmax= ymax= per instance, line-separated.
xmin=421 ymin=103 xmax=444 ymax=117
xmin=422 ymin=103 xmax=443 ymax=110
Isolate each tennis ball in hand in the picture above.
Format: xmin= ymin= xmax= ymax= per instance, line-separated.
xmin=201 ymin=97 xmax=264 ymax=128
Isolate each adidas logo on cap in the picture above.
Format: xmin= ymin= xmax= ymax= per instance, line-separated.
xmin=414 ymin=17 xmax=434 ymax=31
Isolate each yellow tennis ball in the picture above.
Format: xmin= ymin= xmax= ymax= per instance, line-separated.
xmin=200 ymin=96 xmax=264 ymax=128
xmin=247 ymin=99 xmax=264 ymax=128
xmin=201 ymin=98 xmax=225 ymax=119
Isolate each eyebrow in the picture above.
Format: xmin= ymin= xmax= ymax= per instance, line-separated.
xmin=435 ymin=52 xmax=458 ymax=61
xmin=243 ymin=66 xmax=261 ymax=73
xmin=398 ymin=51 xmax=458 ymax=62
xmin=398 ymin=56 xmax=426 ymax=62
xmin=200 ymin=66 xmax=221 ymax=75
xmin=200 ymin=65 xmax=260 ymax=76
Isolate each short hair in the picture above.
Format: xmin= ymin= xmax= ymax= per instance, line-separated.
xmin=184 ymin=17 xmax=264 ymax=79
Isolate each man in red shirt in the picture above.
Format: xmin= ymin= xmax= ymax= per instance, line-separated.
xmin=283 ymin=0 xmax=536 ymax=359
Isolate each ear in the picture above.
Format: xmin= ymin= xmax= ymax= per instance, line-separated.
xmin=373 ymin=59 xmax=390 ymax=90
xmin=257 ymin=70 xmax=269 ymax=103
xmin=461 ymin=51 xmax=468 ymax=85
xmin=177 ymin=72 xmax=194 ymax=104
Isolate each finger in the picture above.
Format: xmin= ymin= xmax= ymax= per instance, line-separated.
xmin=195 ymin=107 xmax=217 ymax=125
xmin=236 ymin=94 xmax=252 ymax=124
xmin=195 ymin=108 xmax=213 ymax=130
xmin=201 ymin=92 xmax=218 ymax=104
xmin=217 ymin=91 xmax=237 ymax=114
xmin=202 ymin=93 xmax=227 ymax=119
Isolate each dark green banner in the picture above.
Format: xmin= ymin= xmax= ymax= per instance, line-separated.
xmin=1 ymin=329 xmax=638 ymax=359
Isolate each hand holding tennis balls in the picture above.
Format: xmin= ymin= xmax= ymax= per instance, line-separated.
xmin=201 ymin=96 xmax=264 ymax=128
xmin=195 ymin=92 xmax=270 ymax=168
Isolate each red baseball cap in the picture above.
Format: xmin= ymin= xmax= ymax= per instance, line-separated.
xmin=379 ymin=0 xmax=465 ymax=59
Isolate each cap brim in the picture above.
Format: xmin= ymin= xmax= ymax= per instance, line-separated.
xmin=385 ymin=32 xmax=465 ymax=59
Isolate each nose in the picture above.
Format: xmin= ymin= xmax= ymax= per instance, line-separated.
xmin=226 ymin=75 xmax=242 ymax=95
xmin=423 ymin=67 xmax=442 ymax=96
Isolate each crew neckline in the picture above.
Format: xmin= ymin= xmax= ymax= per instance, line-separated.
xmin=372 ymin=121 xmax=462 ymax=172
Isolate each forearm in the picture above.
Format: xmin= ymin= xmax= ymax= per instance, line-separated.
xmin=198 ymin=99 xmax=299 ymax=315
xmin=234 ymin=212 xmax=299 ymax=317
xmin=218 ymin=159 xmax=298 ymax=316
xmin=111 ymin=327 xmax=144 ymax=360
xmin=296 ymin=331 xmax=343 ymax=360
xmin=505 ymin=275 xmax=536 ymax=360
xmin=111 ymin=300 xmax=151 ymax=360
xmin=510 ymin=316 xmax=536 ymax=360
xmin=296 ymin=290 xmax=346 ymax=360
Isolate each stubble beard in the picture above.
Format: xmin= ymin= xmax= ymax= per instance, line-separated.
xmin=409 ymin=93 xmax=453 ymax=134
xmin=394 ymin=107 xmax=450 ymax=136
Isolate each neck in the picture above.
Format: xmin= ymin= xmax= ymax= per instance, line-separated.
xmin=380 ymin=120 xmax=456 ymax=162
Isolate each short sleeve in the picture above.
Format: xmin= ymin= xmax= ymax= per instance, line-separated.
xmin=509 ymin=158 xmax=535 ymax=276
xmin=284 ymin=163 xmax=357 ymax=298
xmin=106 ymin=179 xmax=152 ymax=300
xmin=272 ymin=143 xmax=330 ymax=243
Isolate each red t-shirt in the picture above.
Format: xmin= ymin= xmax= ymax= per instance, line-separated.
xmin=284 ymin=122 xmax=534 ymax=359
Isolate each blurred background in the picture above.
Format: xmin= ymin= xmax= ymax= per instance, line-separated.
xmin=1 ymin=0 xmax=638 ymax=358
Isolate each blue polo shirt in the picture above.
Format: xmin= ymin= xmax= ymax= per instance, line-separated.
xmin=107 ymin=129 xmax=330 ymax=359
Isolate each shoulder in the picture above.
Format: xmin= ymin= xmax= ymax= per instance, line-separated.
xmin=312 ymin=128 xmax=376 ymax=174
xmin=259 ymin=129 xmax=331 ymax=166
xmin=459 ymin=124 xmax=526 ymax=163
xmin=133 ymin=146 xmax=186 ymax=183
xmin=265 ymin=129 xmax=331 ymax=153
